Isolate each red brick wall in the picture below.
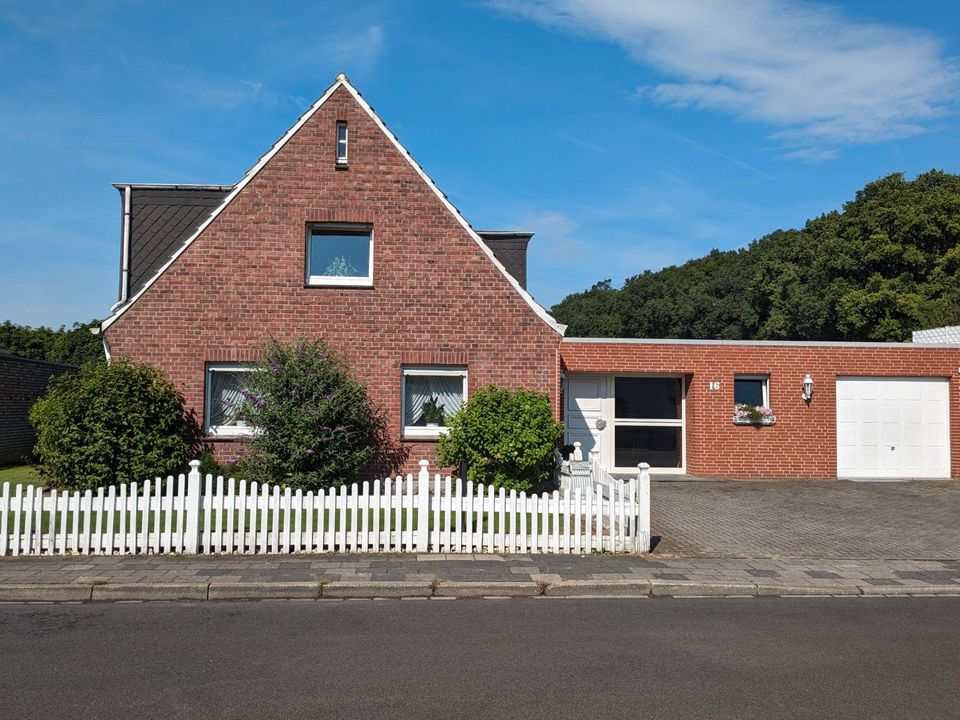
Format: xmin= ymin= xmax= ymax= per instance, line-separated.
xmin=104 ymin=85 xmax=562 ymax=473
xmin=561 ymin=340 xmax=960 ymax=479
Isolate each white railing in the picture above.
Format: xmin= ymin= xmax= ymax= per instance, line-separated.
xmin=1 ymin=459 xmax=651 ymax=556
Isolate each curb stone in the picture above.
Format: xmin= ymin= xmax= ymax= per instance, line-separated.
xmin=857 ymin=583 xmax=959 ymax=596
xmin=0 ymin=580 xmax=959 ymax=602
xmin=208 ymin=582 xmax=318 ymax=601
xmin=650 ymin=580 xmax=756 ymax=597
xmin=433 ymin=581 xmax=539 ymax=597
xmin=92 ymin=583 xmax=208 ymax=602
xmin=323 ymin=581 xmax=432 ymax=598
xmin=549 ymin=580 xmax=652 ymax=596
xmin=0 ymin=584 xmax=93 ymax=602
xmin=756 ymin=584 xmax=860 ymax=597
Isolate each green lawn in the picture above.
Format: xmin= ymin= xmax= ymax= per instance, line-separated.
xmin=0 ymin=464 xmax=44 ymax=489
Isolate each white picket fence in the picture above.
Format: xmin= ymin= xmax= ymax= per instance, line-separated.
xmin=0 ymin=460 xmax=650 ymax=557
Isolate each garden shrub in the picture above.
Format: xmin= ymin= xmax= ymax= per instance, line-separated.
xmin=437 ymin=385 xmax=564 ymax=492
xmin=29 ymin=359 xmax=201 ymax=491
xmin=197 ymin=450 xmax=253 ymax=481
xmin=240 ymin=338 xmax=402 ymax=490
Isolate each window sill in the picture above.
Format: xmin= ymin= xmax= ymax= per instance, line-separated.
xmin=402 ymin=426 xmax=449 ymax=442
xmin=335 ymin=163 xmax=348 ymax=170
xmin=204 ymin=433 xmax=254 ymax=442
xmin=304 ymin=278 xmax=373 ymax=289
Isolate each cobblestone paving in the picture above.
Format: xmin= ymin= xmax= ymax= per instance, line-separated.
xmin=650 ymin=479 xmax=960 ymax=559
xmin=0 ymin=554 xmax=957 ymax=592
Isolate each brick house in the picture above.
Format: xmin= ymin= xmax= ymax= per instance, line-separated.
xmin=100 ymin=75 xmax=564 ymax=471
xmin=101 ymin=75 xmax=960 ymax=480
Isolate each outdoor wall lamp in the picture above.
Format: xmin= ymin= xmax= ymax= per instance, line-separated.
xmin=802 ymin=374 xmax=814 ymax=402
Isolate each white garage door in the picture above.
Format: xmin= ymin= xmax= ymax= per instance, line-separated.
xmin=836 ymin=377 xmax=950 ymax=479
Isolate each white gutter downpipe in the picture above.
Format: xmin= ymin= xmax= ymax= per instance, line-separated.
xmin=110 ymin=184 xmax=132 ymax=312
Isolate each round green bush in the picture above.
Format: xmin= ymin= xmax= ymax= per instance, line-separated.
xmin=437 ymin=385 xmax=564 ymax=492
xmin=29 ymin=359 xmax=200 ymax=491
xmin=240 ymin=339 xmax=401 ymax=490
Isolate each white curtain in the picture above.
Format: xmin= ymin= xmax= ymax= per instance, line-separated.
xmin=209 ymin=371 xmax=246 ymax=426
xmin=404 ymin=375 xmax=463 ymax=426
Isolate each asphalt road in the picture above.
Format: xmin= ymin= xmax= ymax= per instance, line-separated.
xmin=1 ymin=597 xmax=958 ymax=719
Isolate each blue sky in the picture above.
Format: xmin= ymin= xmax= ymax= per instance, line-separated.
xmin=2 ymin=0 xmax=959 ymax=328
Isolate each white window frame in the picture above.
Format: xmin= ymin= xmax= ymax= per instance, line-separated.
xmin=205 ymin=363 xmax=255 ymax=437
xmin=401 ymin=366 xmax=468 ymax=439
xmin=306 ymin=223 xmax=373 ymax=287
xmin=734 ymin=374 xmax=770 ymax=408
xmin=609 ymin=374 xmax=686 ymax=474
xmin=336 ymin=121 xmax=348 ymax=165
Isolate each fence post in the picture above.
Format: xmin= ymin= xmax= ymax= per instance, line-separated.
xmin=184 ymin=460 xmax=202 ymax=554
xmin=589 ymin=447 xmax=600 ymax=482
xmin=417 ymin=460 xmax=430 ymax=552
xmin=572 ymin=441 xmax=582 ymax=461
xmin=636 ymin=462 xmax=651 ymax=553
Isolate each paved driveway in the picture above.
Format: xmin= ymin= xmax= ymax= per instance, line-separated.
xmin=650 ymin=479 xmax=960 ymax=559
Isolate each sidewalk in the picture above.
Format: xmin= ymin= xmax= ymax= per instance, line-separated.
xmin=1 ymin=553 xmax=958 ymax=601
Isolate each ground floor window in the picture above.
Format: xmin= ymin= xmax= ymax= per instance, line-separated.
xmin=205 ymin=364 xmax=254 ymax=437
xmin=734 ymin=375 xmax=770 ymax=407
xmin=402 ymin=366 xmax=467 ymax=438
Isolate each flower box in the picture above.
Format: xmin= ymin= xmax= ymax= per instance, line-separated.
xmin=733 ymin=403 xmax=776 ymax=426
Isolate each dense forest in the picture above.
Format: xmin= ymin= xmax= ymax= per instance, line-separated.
xmin=0 ymin=320 xmax=104 ymax=366
xmin=551 ymin=171 xmax=960 ymax=342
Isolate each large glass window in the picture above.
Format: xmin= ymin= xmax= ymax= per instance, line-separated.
xmin=402 ymin=367 xmax=467 ymax=438
xmin=615 ymin=377 xmax=682 ymax=419
xmin=612 ymin=376 xmax=685 ymax=471
xmin=306 ymin=224 xmax=372 ymax=286
xmin=615 ymin=426 xmax=682 ymax=468
xmin=205 ymin=364 xmax=253 ymax=436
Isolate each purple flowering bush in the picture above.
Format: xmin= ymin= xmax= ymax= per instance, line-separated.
xmin=239 ymin=339 xmax=402 ymax=490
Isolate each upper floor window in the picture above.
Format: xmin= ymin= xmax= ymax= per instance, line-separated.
xmin=306 ymin=224 xmax=373 ymax=287
xmin=336 ymin=122 xmax=348 ymax=165
xmin=205 ymin=363 xmax=254 ymax=437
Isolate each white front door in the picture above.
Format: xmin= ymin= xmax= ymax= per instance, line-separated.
xmin=565 ymin=374 xmax=607 ymax=467
xmin=836 ymin=377 xmax=950 ymax=479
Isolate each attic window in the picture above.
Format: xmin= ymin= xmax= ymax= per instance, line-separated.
xmin=306 ymin=223 xmax=373 ymax=287
xmin=336 ymin=122 xmax=348 ymax=165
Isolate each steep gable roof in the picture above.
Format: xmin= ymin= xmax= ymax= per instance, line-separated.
xmin=102 ymin=74 xmax=565 ymax=335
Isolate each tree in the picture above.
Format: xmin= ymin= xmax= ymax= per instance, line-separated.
xmin=551 ymin=170 xmax=960 ymax=342
xmin=29 ymin=360 xmax=201 ymax=490
xmin=0 ymin=319 xmax=104 ymax=365
xmin=239 ymin=338 xmax=403 ymax=490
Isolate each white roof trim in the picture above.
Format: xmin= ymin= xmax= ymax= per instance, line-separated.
xmin=102 ymin=74 xmax=565 ymax=336
xmin=339 ymin=81 xmax=564 ymax=336
xmin=562 ymin=337 xmax=960 ymax=349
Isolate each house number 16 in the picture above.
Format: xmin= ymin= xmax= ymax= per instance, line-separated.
xmin=708 ymin=381 xmax=721 ymax=391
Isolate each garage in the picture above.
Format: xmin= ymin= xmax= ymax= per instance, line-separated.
xmin=836 ymin=377 xmax=950 ymax=479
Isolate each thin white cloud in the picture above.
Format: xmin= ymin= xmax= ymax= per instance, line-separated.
xmin=491 ymin=0 xmax=960 ymax=157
